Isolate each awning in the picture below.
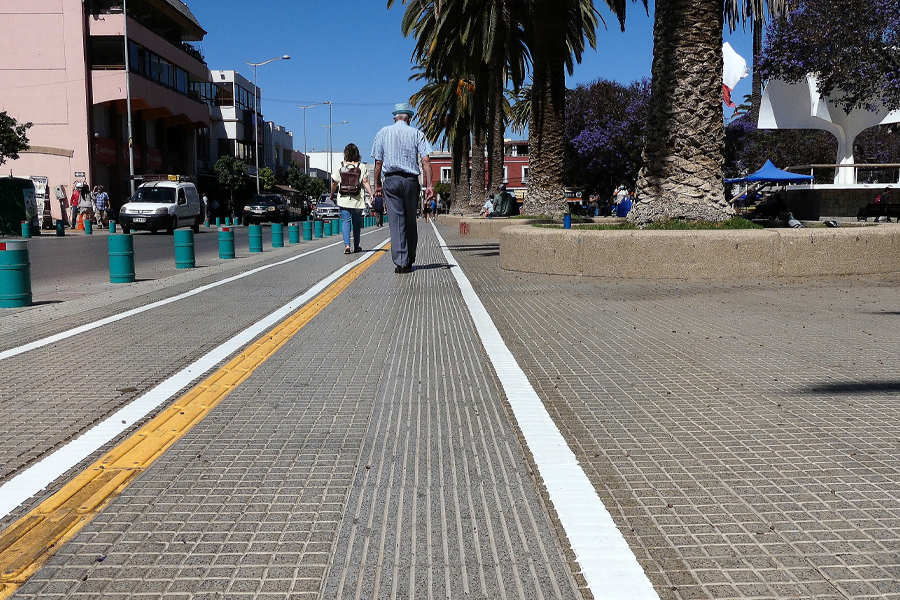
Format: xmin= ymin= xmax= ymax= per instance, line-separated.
xmin=726 ymin=160 xmax=814 ymax=184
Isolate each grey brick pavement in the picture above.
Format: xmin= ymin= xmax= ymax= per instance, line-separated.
xmin=8 ymin=220 xmax=900 ymax=599
xmin=10 ymin=228 xmax=582 ymax=599
xmin=444 ymin=226 xmax=900 ymax=599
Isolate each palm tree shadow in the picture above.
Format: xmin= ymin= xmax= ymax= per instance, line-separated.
xmin=803 ymin=380 xmax=900 ymax=394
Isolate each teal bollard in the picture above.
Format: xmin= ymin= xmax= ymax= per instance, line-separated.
xmin=55 ymin=221 xmax=66 ymax=236
xmin=108 ymin=234 xmax=135 ymax=283
xmin=323 ymin=220 xmax=332 ymax=237
xmin=205 ymin=220 xmax=210 ymax=228
xmin=303 ymin=221 xmax=313 ymax=241
xmin=332 ymin=218 xmax=341 ymax=236
xmin=314 ymin=220 xmax=323 ymax=238
xmin=109 ymin=221 xmax=116 ymax=233
xmin=215 ymin=217 xmax=220 ymax=227
xmin=271 ymin=222 xmax=284 ymax=248
xmin=288 ymin=222 xmax=300 ymax=244
xmin=84 ymin=219 xmax=92 ymax=235
xmin=20 ymin=221 xmax=31 ymax=239
xmin=225 ymin=217 xmax=231 ymax=226
xmin=248 ymin=224 xmax=263 ymax=253
xmin=218 ymin=226 xmax=235 ymax=259
xmin=173 ymin=229 xmax=196 ymax=269
xmin=0 ymin=240 xmax=32 ymax=307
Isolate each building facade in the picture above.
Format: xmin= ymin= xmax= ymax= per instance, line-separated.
xmin=1 ymin=0 xmax=211 ymax=208
xmin=429 ymin=140 xmax=530 ymax=199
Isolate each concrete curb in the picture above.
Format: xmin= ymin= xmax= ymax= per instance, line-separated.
xmin=499 ymin=224 xmax=900 ymax=278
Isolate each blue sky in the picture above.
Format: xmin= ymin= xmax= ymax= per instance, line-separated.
xmin=188 ymin=0 xmax=755 ymax=155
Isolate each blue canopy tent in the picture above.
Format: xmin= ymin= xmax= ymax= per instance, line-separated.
xmin=726 ymin=160 xmax=814 ymax=184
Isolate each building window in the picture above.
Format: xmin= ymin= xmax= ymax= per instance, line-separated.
xmin=90 ymin=36 xmax=125 ymax=69
xmin=440 ymin=167 xmax=451 ymax=183
xmin=127 ymin=41 xmax=193 ymax=101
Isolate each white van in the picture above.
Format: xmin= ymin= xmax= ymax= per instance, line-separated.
xmin=118 ymin=176 xmax=202 ymax=234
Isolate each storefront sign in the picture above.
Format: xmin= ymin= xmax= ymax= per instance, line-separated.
xmin=93 ymin=138 xmax=118 ymax=165
xmin=147 ymin=148 xmax=164 ymax=170
xmin=122 ymin=144 xmax=143 ymax=168
xmin=74 ymin=172 xmax=86 ymax=178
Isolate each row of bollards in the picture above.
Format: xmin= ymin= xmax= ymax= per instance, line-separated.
xmin=2 ymin=214 xmax=388 ymax=308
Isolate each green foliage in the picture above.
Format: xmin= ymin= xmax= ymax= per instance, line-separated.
xmin=285 ymin=162 xmax=328 ymax=200
xmin=541 ymin=217 xmax=763 ymax=231
xmin=259 ymin=167 xmax=276 ymax=191
xmin=0 ymin=112 xmax=32 ymax=166
xmin=433 ymin=182 xmax=451 ymax=198
xmin=214 ymin=155 xmax=246 ymax=205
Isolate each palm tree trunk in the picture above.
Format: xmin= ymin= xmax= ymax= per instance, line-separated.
xmin=469 ymin=124 xmax=486 ymax=211
xmin=631 ymin=0 xmax=731 ymax=224
xmin=524 ymin=0 xmax=567 ymax=216
xmin=750 ymin=14 xmax=763 ymax=125
xmin=451 ymin=132 xmax=471 ymax=212
xmin=487 ymin=60 xmax=506 ymax=196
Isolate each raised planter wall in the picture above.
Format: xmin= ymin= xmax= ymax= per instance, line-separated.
xmin=499 ymin=224 xmax=900 ymax=279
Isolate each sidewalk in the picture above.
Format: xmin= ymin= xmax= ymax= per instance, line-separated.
xmin=3 ymin=220 xmax=900 ymax=599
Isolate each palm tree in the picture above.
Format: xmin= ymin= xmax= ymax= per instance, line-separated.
xmin=411 ymin=74 xmax=475 ymax=211
xmin=389 ymin=0 xmax=529 ymax=211
xmin=523 ymin=0 xmax=627 ymax=215
xmin=629 ymin=0 xmax=793 ymax=224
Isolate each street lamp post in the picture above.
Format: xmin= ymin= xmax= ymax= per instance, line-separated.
xmin=112 ymin=1 xmax=136 ymax=196
xmin=246 ymin=55 xmax=290 ymax=194
xmin=297 ymin=102 xmax=329 ymax=176
xmin=322 ymin=120 xmax=348 ymax=178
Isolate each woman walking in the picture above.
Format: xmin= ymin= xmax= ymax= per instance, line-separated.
xmin=330 ymin=143 xmax=374 ymax=254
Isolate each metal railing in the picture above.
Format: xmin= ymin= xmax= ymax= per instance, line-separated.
xmin=788 ymin=164 xmax=900 ymax=184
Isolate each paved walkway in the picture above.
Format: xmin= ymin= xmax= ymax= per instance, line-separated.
xmin=1 ymin=221 xmax=900 ymax=599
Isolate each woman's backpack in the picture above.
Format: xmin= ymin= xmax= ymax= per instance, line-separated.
xmin=339 ymin=162 xmax=362 ymax=195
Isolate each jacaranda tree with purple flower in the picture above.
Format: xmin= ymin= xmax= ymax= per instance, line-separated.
xmin=759 ymin=0 xmax=900 ymax=113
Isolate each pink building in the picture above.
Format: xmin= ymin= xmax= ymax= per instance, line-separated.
xmin=0 ymin=0 xmax=210 ymax=211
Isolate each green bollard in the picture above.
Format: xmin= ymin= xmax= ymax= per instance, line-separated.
xmin=314 ymin=220 xmax=323 ymax=238
xmin=218 ymin=226 xmax=235 ymax=259
xmin=55 ymin=220 xmax=66 ymax=236
xmin=215 ymin=217 xmax=220 ymax=227
xmin=173 ymin=229 xmax=196 ymax=269
xmin=248 ymin=224 xmax=263 ymax=253
xmin=271 ymin=222 xmax=285 ymax=248
xmin=303 ymin=221 xmax=313 ymax=241
xmin=108 ymin=234 xmax=135 ymax=283
xmin=205 ymin=220 xmax=210 ymax=228
xmin=84 ymin=219 xmax=92 ymax=235
xmin=225 ymin=217 xmax=231 ymax=226
xmin=109 ymin=221 xmax=116 ymax=233
xmin=0 ymin=240 xmax=32 ymax=307
xmin=20 ymin=221 xmax=31 ymax=239
xmin=288 ymin=222 xmax=300 ymax=244
xmin=323 ymin=220 xmax=332 ymax=237
xmin=332 ymin=218 xmax=341 ymax=236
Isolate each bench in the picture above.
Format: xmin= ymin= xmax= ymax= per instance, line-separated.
xmin=857 ymin=203 xmax=900 ymax=221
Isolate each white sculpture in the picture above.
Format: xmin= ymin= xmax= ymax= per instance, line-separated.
xmin=758 ymin=75 xmax=900 ymax=184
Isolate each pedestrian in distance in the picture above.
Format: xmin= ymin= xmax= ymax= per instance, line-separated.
xmin=69 ymin=183 xmax=81 ymax=229
xmin=78 ymin=183 xmax=94 ymax=226
xmin=372 ymin=103 xmax=435 ymax=273
xmin=373 ymin=193 xmax=385 ymax=227
xmin=482 ymin=194 xmax=495 ymax=218
xmin=330 ymin=143 xmax=375 ymax=254
xmin=94 ymin=185 xmax=110 ymax=227
xmin=429 ymin=196 xmax=437 ymax=223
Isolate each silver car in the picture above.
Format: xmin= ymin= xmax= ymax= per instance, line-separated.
xmin=313 ymin=202 xmax=341 ymax=221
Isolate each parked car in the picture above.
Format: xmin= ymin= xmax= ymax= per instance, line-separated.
xmin=119 ymin=176 xmax=201 ymax=234
xmin=312 ymin=201 xmax=341 ymax=221
xmin=242 ymin=194 xmax=293 ymax=225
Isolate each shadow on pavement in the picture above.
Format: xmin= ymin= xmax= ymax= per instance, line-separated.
xmin=803 ymin=381 xmax=900 ymax=394
xmin=413 ymin=263 xmax=454 ymax=271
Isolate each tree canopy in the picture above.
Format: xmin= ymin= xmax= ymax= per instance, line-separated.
xmin=566 ymin=78 xmax=649 ymax=194
xmin=758 ymin=0 xmax=900 ymax=113
xmin=0 ymin=111 xmax=32 ymax=166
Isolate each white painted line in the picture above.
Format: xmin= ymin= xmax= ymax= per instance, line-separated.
xmin=430 ymin=222 xmax=659 ymax=600
xmin=0 ymin=230 xmax=386 ymax=362
xmin=0 ymin=240 xmax=390 ymax=520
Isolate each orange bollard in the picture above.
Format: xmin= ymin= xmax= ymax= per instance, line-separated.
xmin=77 ymin=214 xmax=85 ymax=230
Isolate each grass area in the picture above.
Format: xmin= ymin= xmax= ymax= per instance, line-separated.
xmin=535 ymin=217 xmax=763 ymax=231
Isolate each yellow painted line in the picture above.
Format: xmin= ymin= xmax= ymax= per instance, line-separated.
xmin=0 ymin=246 xmax=388 ymax=599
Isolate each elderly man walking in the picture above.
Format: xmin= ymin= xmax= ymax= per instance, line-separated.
xmin=372 ymin=103 xmax=434 ymax=273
